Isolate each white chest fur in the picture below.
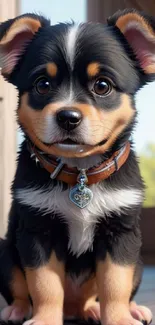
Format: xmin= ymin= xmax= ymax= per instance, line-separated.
xmin=16 ymin=183 xmax=142 ymax=256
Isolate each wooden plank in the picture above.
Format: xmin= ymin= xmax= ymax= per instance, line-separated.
xmin=0 ymin=0 xmax=19 ymax=237
xmin=140 ymin=208 xmax=155 ymax=264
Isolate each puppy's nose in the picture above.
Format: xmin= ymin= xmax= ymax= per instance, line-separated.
xmin=56 ymin=109 xmax=82 ymax=131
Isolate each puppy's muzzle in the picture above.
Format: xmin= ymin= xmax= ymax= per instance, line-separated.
xmin=56 ymin=108 xmax=82 ymax=131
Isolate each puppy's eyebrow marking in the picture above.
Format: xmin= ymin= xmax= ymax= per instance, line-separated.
xmin=66 ymin=24 xmax=79 ymax=69
xmin=87 ymin=62 xmax=100 ymax=78
xmin=46 ymin=62 xmax=58 ymax=77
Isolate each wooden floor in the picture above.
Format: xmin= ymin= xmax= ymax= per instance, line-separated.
xmin=0 ymin=267 xmax=154 ymax=324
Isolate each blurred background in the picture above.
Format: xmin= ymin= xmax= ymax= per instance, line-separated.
xmin=0 ymin=0 xmax=154 ymax=260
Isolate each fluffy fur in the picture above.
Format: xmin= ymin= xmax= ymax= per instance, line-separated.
xmin=16 ymin=184 xmax=143 ymax=256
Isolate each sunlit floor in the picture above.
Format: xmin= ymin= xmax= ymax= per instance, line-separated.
xmin=0 ymin=267 xmax=154 ymax=324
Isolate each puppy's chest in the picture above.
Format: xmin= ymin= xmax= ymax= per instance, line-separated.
xmin=16 ymin=183 xmax=142 ymax=256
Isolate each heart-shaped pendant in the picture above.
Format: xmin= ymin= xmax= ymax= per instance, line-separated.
xmin=69 ymin=183 xmax=93 ymax=208
xmin=69 ymin=169 xmax=93 ymax=208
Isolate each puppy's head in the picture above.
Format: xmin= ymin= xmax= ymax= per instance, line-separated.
xmin=1 ymin=10 xmax=155 ymax=158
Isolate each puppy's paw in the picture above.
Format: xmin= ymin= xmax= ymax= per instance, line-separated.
xmin=23 ymin=320 xmax=46 ymax=325
xmin=82 ymin=301 xmax=100 ymax=322
xmin=1 ymin=302 xmax=31 ymax=322
xmin=105 ymin=316 xmax=144 ymax=325
xmin=101 ymin=306 xmax=146 ymax=325
xmin=117 ymin=317 xmax=145 ymax=325
xmin=23 ymin=314 xmax=62 ymax=325
xmin=130 ymin=301 xmax=152 ymax=325
xmin=23 ymin=319 xmax=60 ymax=325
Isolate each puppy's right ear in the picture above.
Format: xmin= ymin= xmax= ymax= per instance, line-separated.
xmin=108 ymin=9 xmax=155 ymax=75
xmin=0 ymin=14 xmax=50 ymax=77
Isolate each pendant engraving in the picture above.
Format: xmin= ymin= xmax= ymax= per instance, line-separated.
xmin=69 ymin=169 xmax=93 ymax=208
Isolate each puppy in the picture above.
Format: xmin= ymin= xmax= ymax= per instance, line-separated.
xmin=0 ymin=8 xmax=154 ymax=325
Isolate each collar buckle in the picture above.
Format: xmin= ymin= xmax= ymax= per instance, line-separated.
xmin=50 ymin=159 xmax=64 ymax=179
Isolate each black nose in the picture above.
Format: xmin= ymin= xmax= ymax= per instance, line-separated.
xmin=56 ymin=109 xmax=82 ymax=131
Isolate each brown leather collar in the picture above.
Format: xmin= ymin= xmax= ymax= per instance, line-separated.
xmin=29 ymin=142 xmax=130 ymax=186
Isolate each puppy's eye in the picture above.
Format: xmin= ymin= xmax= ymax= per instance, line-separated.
xmin=35 ymin=77 xmax=51 ymax=95
xmin=92 ymin=78 xmax=112 ymax=96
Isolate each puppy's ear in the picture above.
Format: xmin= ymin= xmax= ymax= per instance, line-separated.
xmin=0 ymin=14 xmax=50 ymax=76
xmin=108 ymin=9 xmax=155 ymax=74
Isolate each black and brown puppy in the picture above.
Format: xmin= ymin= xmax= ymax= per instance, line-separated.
xmin=0 ymin=8 xmax=154 ymax=325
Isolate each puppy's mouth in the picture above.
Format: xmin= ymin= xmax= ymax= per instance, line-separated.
xmin=43 ymin=138 xmax=108 ymax=153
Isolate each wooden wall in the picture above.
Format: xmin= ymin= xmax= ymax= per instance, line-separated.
xmin=0 ymin=0 xmax=19 ymax=236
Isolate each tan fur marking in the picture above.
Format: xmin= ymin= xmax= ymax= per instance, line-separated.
xmin=78 ymin=276 xmax=98 ymax=319
xmin=96 ymin=254 xmax=135 ymax=323
xmin=11 ymin=267 xmax=29 ymax=299
xmin=79 ymin=275 xmax=97 ymax=303
xmin=18 ymin=93 xmax=63 ymax=147
xmin=144 ymin=64 xmax=155 ymax=74
xmin=64 ymin=275 xmax=98 ymax=319
xmin=116 ymin=13 xmax=154 ymax=35
xmin=0 ymin=17 xmax=41 ymax=45
xmin=87 ymin=62 xmax=100 ymax=78
xmin=25 ymin=252 xmax=65 ymax=321
xmin=73 ymin=94 xmax=135 ymax=154
xmin=18 ymin=93 xmax=134 ymax=158
xmin=47 ymin=62 xmax=58 ymax=77
xmin=10 ymin=267 xmax=30 ymax=316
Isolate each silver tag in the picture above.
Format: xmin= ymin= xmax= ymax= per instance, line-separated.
xmin=69 ymin=169 xmax=93 ymax=208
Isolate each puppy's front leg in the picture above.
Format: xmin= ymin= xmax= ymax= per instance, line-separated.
xmin=96 ymin=225 xmax=143 ymax=325
xmin=96 ymin=255 xmax=141 ymax=325
xmin=25 ymin=252 xmax=65 ymax=325
xmin=17 ymin=231 xmax=65 ymax=325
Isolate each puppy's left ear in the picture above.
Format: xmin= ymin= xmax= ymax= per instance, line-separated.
xmin=0 ymin=14 xmax=50 ymax=77
xmin=108 ymin=9 xmax=155 ymax=74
